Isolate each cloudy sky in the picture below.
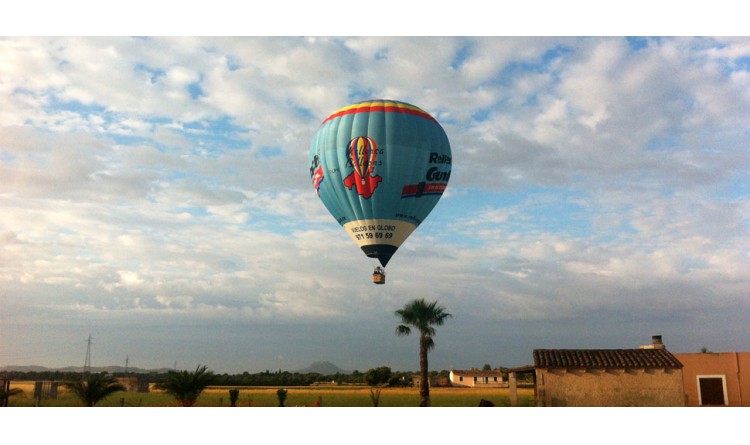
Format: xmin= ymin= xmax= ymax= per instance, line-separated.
xmin=1 ymin=32 xmax=749 ymax=374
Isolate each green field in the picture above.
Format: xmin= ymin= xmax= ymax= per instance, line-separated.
xmin=6 ymin=381 xmax=535 ymax=407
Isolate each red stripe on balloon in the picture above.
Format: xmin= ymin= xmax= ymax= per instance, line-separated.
xmin=322 ymin=104 xmax=437 ymax=124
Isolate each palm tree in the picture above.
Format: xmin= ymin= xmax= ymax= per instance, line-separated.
xmin=155 ymin=365 xmax=215 ymax=407
xmin=64 ymin=373 xmax=126 ymax=407
xmin=395 ymin=298 xmax=452 ymax=407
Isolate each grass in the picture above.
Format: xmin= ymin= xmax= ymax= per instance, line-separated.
xmin=5 ymin=381 xmax=535 ymax=407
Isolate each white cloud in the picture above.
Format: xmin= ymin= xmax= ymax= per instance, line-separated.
xmin=2 ymin=36 xmax=749 ymax=372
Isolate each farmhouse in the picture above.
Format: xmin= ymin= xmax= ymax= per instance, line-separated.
xmin=449 ymin=369 xmax=504 ymax=387
xmin=674 ymin=351 xmax=750 ymax=406
xmin=513 ymin=335 xmax=686 ymax=407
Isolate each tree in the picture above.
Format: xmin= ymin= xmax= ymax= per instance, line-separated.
xmin=64 ymin=373 xmax=126 ymax=407
xmin=276 ymin=388 xmax=288 ymax=407
xmin=155 ymin=365 xmax=215 ymax=407
xmin=369 ymin=387 xmax=384 ymax=407
xmin=395 ymin=298 xmax=452 ymax=407
xmin=364 ymin=366 xmax=392 ymax=386
xmin=228 ymin=388 xmax=240 ymax=407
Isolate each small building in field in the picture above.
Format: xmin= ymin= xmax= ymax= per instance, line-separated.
xmin=411 ymin=375 xmax=450 ymax=388
xmin=115 ymin=376 xmax=150 ymax=392
xmin=449 ymin=370 xmax=504 ymax=387
xmin=529 ymin=335 xmax=685 ymax=407
xmin=674 ymin=351 xmax=750 ymax=407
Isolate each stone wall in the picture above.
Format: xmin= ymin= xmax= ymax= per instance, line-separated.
xmin=536 ymin=367 xmax=685 ymax=407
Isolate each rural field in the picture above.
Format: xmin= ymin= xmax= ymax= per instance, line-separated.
xmin=6 ymin=381 xmax=535 ymax=407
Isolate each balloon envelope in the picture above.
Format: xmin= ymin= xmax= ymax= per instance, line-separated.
xmin=309 ymin=100 xmax=451 ymax=266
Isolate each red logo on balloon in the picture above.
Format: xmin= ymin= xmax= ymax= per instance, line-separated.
xmin=310 ymin=154 xmax=324 ymax=195
xmin=344 ymin=136 xmax=382 ymax=199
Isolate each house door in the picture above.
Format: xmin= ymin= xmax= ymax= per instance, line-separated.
xmin=698 ymin=377 xmax=726 ymax=406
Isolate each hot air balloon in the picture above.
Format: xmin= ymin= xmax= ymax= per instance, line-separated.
xmin=309 ymin=100 xmax=451 ymax=284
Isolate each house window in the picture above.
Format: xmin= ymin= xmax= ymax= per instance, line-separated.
xmin=473 ymin=376 xmax=477 ymax=383
xmin=697 ymin=375 xmax=728 ymax=406
xmin=493 ymin=377 xmax=498 ymax=382
xmin=459 ymin=376 xmax=463 ymax=382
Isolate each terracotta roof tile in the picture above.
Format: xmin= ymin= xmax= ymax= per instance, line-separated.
xmin=533 ymin=348 xmax=683 ymax=369
xmin=450 ymin=369 xmax=503 ymax=376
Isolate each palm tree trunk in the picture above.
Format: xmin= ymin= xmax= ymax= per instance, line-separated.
xmin=419 ymin=334 xmax=430 ymax=407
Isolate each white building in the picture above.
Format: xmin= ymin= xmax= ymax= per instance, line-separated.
xmin=449 ymin=369 xmax=504 ymax=387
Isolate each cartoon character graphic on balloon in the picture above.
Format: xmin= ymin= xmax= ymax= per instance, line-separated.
xmin=343 ymin=136 xmax=382 ymax=199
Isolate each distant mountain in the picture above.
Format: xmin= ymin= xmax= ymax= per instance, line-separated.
xmin=0 ymin=365 xmax=172 ymax=374
xmin=296 ymin=361 xmax=350 ymax=375
xmin=2 ymin=362 xmax=351 ymax=375
xmin=1 ymin=365 xmax=55 ymax=373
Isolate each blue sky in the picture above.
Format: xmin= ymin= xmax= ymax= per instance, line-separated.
xmin=1 ymin=32 xmax=749 ymax=376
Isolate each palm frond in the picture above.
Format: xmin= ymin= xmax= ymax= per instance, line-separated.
xmin=395 ymin=298 xmax=452 ymax=337
xmin=424 ymin=336 xmax=436 ymax=352
xmin=396 ymin=325 xmax=411 ymax=336
xmin=155 ymin=365 xmax=215 ymax=407
xmin=64 ymin=373 xmax=125 ymax=407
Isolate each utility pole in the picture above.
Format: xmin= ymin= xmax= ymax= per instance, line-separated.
xmin=125 ymin=355 xmax=130 ymax=374
xmin=83 ymin=334 xmax=93 ymax=374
